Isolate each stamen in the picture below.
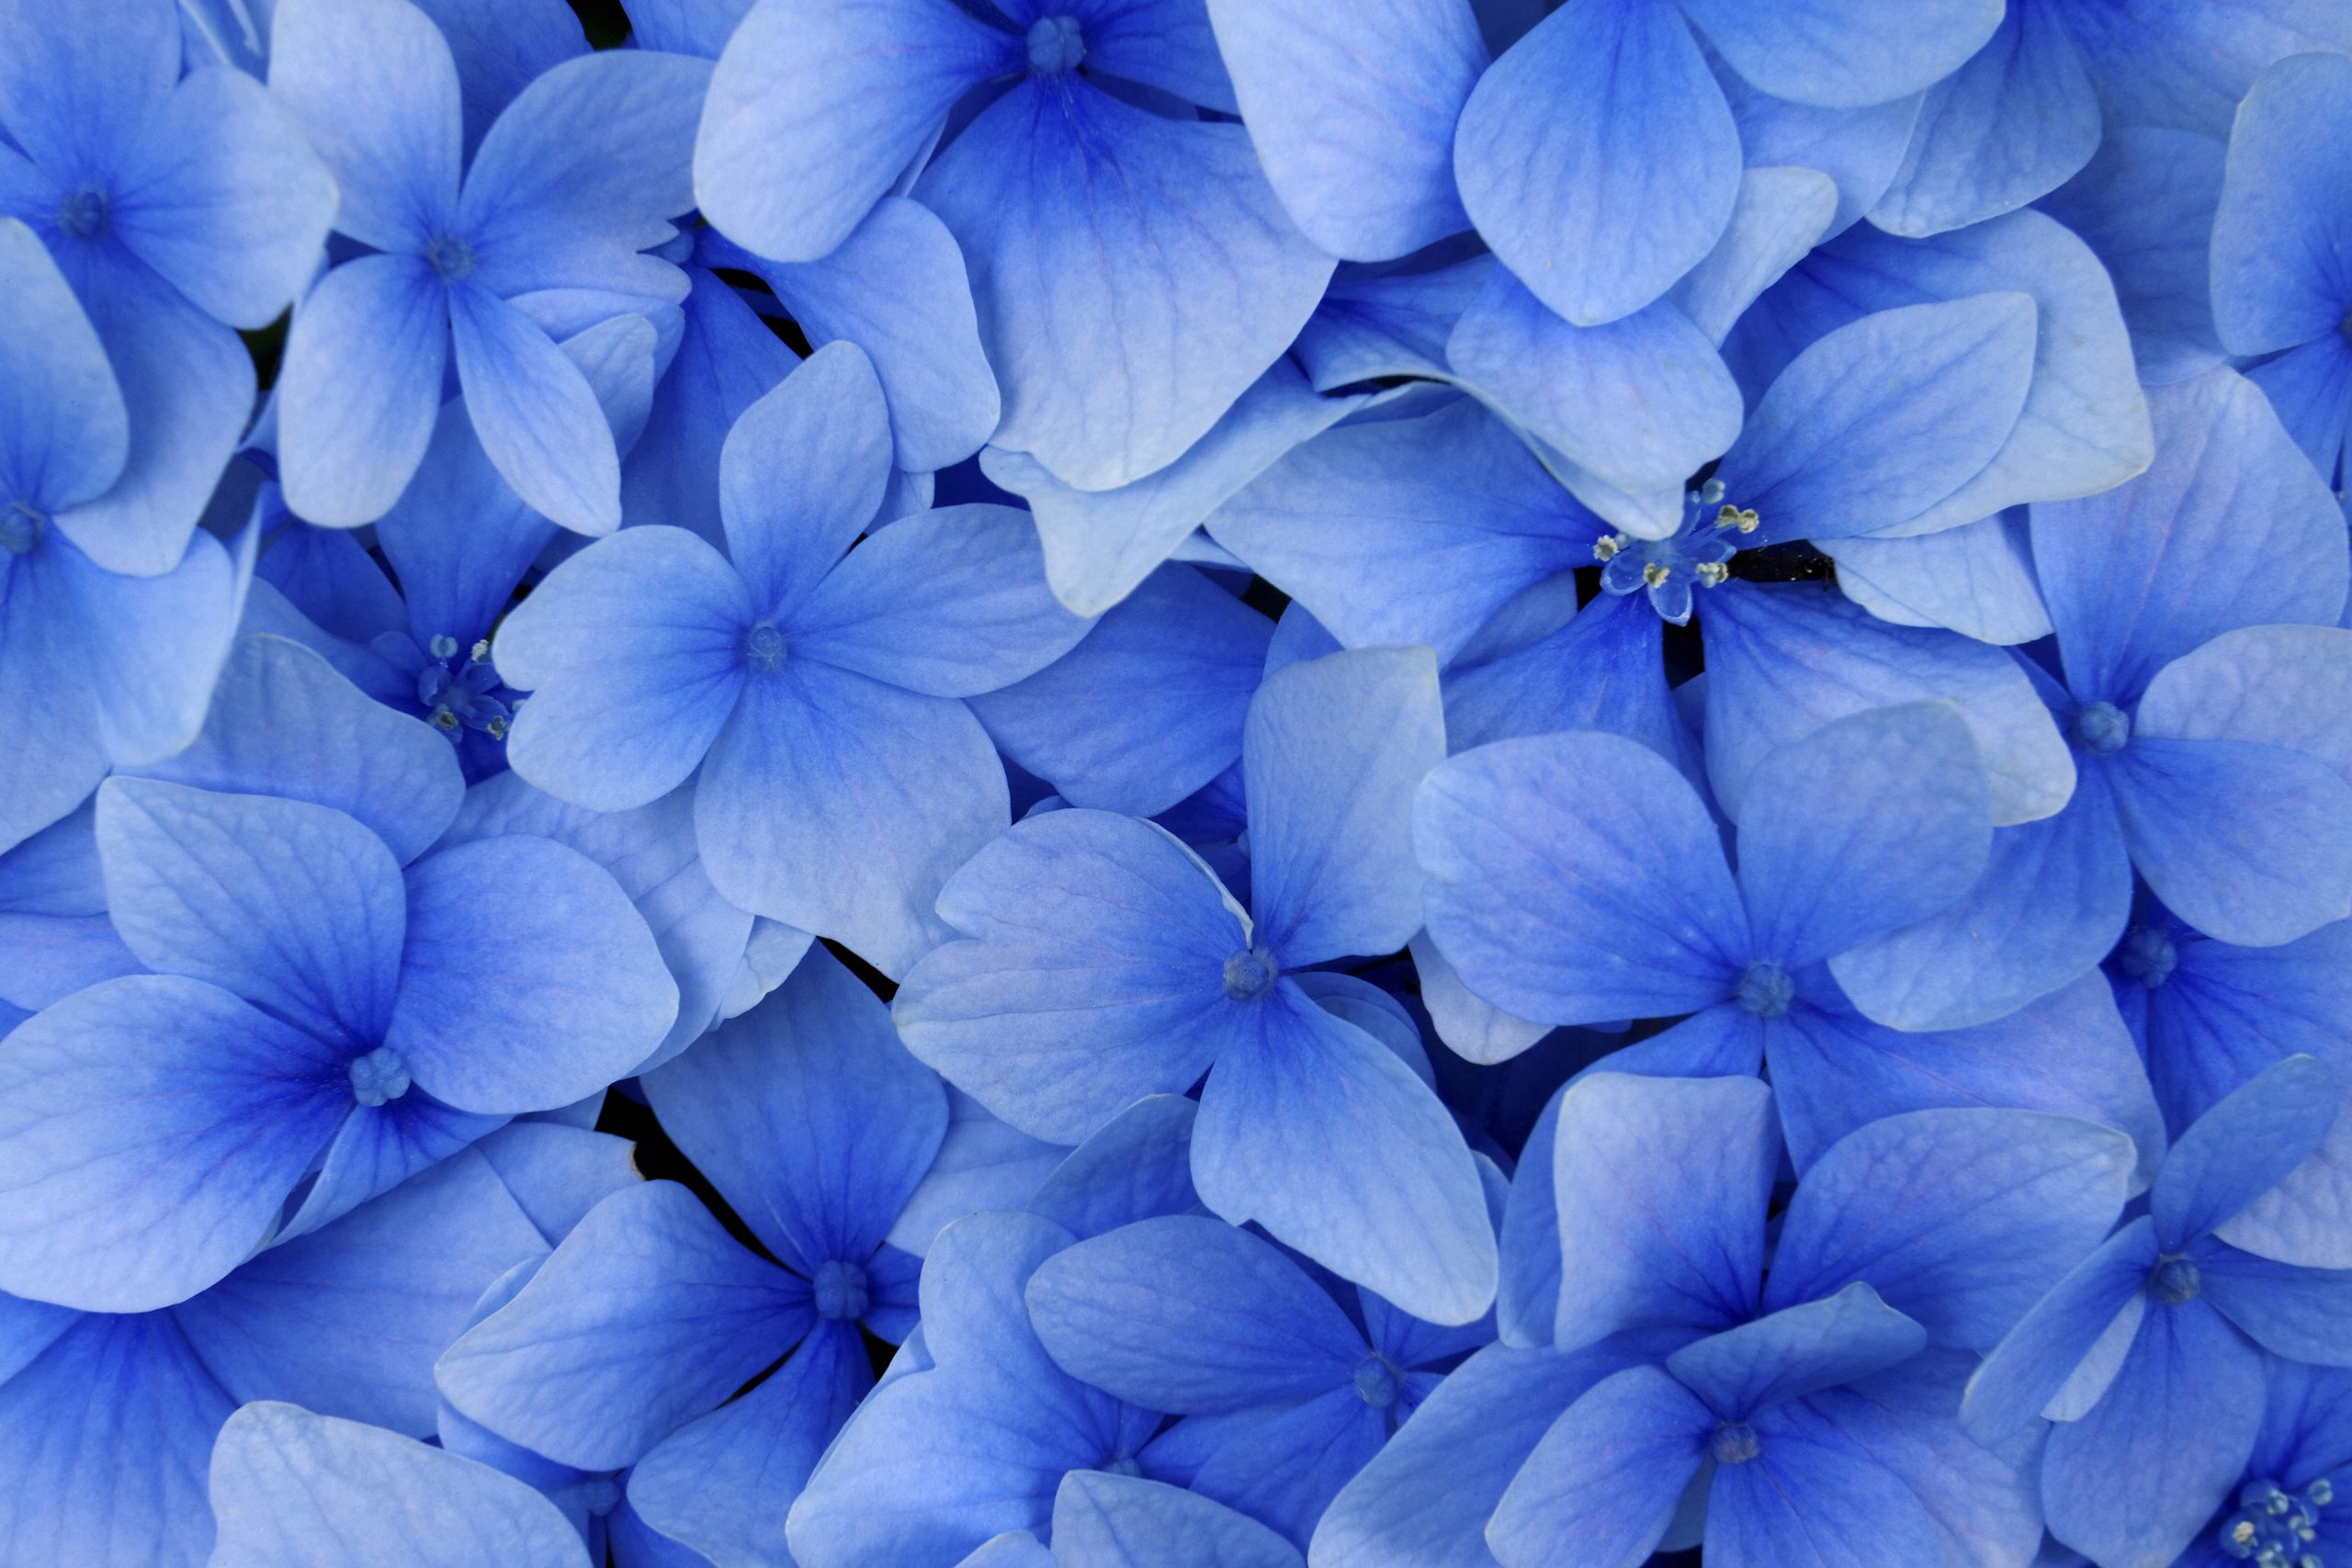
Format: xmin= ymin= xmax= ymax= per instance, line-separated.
xmin=2220 ymin=1475 xmax=2330 ymax=1565
xmin=1718 ymin=504 xmax=1760 ymax=534
xmin=1593 ymin=535 xmax=1623 ymax=562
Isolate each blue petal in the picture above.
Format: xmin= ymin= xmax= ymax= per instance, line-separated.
xmin=131 ymin=635 xmax=464 ymax=864
xmin=1716 ymin=73 xmax=1921 ymax=237
xmin=0 ymin=0 xmax=179 ymax=183
xmin=406 ymin=0 xmax=590 ymax=149
xmin=1550 ymin=1073 xmax=1776 ymax=1348
xmin=694 ymin=658 xmax=1006 ymax=976
xmin=435 ymin=1181 xmax=812 ymax=1472
xmin=1446 ymin=271 xmax=1744 ymax=500
xmin=1700 ymin=581 xmax=2071 ymax=828
xmin=1735 ymin=704 xmax=1992 ymax=971
xmin=1453 ymin=0 xmax=1737 ymax=325
xmin=272 ymin=1090 xmax=508 ymax=1243
xmin=1829 ymin=768 xmax=2132 ymax=1032
xmin=110 ymin=66 xmax=338 ymax=330
xmin=0 ymin=218 xmax=127 ymax=512
xmin=1022 ymin=1093 xmax=1204 ymax=1245
xmin=1816 ymin=512 xmax=2054 ymax=647
xmin=694 ymin=0 xmax=1012 ymax=262
xmin=2153 ymin=1055 xmax=2339 ymax=1251
xmin=2210 ymin=51 xmax=2352 ymax=356
xmin=1193 ymin=979 xmax=1496 ymax=1325
xmin=1245 ymin=646 xmax=1445 ymax=966
xmin=1416 ymin=731 xmax=1747 ymax=1025
xmin=1865 ymin=4 xmax=2099 ymax=236
xmin=1210 ymin=399 xmax=1600 ymax=664
xmin=1184 ymin=1390 xmax=1388 ymax=1551
xmin=495 ymin=525 xmax=752 ymax=812
xmin=447 ymin=282 xmax=623 ymax=536
xmin=0 ymin=975 xmax=347 ymax=1310
xmin=626 ymin=1316 xmax=874 ymax=1568
xmin=2038 ymin=128 xmax=2230 ymax=387
xmin=1667 ymin=1284 xmax=1928 ymax=1421
xmin=918 ymin=78 xmax=1333 ymax=491
xmin=268 ymin=0 xmax=464 ymax=251
xmin=1486 ymin=1364 xmax=1714 ymax=1568
xmin=888 ymin=1089 xmax=1068 ymax=1258
xmin=790 ymin=504 xmax=1091 ymax=698
xmin=894 ymin=809 xmax=1245 ymax=1144
xmin=1699 ymin=1392 xmax=1944 ymax=1568
xmin=728 ymin=200 xmax=1001 ymax=473
xmin=1960 ymin=1215 xmax=2162 ymax=1441
xmin=971 ymin=564 xmax=1272 ymax=818
xmin=2031 ymin=367 xmax=2347 ymax=705
xmin=96 ymin=777 xmax=406 ymax=1043
xmin=0 ymin=1312 xmax=234 ymax=1568
xmin=275 ymin=254 xmax=450 ymax=528
xmin=1765 ymin=1107 xmax=2134 ymax=1350
xmin=2199 ymin=1242 xmax=2352 ymax=1366
xmin=1769 ymin=970 xmax=2165 ymax=1186
xmin=1051 ymin=1471 xmax=1306 ymax=1568
xmin=1204 ymin=0 xmax=1481 ymax=259
xmin=715 ymin=340 xmax=891 ymax=622
xmin=1718 ymin=293 xmax=2037 ymax=545
xmin=1677 ymin=0 xmax=2001 ymax=108
xmin=643 ymin=944 xmax=945 ymax=1273
xmin=621 ymin=264 xmax=796 ymax=542
xmin=1668 ymin=166 xmax=1838 ymax=344
xmin=1442 ymin=589 xmax=1691 ymax=768
xmin=1025 ymin=1214 xmax=1365 ymax=1414
xmin=387 ymin=834 xmax=678 ymax=1112
xmin=2041 ymin=1299 xmax=2266 ymax=1568
xmin=989 ymin=359 xmax=1369 ymax=617
xmin=2248 ymin=330 xmax=2352 ymax=487
xmin=371 ymin=394 xmax=560 ymax=649
xmin=207 ymin=1402 xmax=593 ymax=1568
xmin=175 ymin=1142 xmax=553 ymax=1434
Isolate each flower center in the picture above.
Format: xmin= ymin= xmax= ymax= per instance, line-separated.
xmin=812 ymin=1258 xmax=869 ymax=1322
xmin=2220 ymin=1475 xmax=2332 ymax=1566
xmin=424 ymin=233 xmax=476 ymax=281
xmin=1593 ymin=479 xmax=1754 ymax=626
xmin=2149 ymin=1255 xmax=2202 ymax=1305
xmin=418 ymin=635 xmax=513 ymax=741
xmin=1352 ymin=1355 xmax=1401 ymax=1409
xmin=1736 ymin=958 xmax=1793 ymax=1020
xmin=2073 ymin=701 xmax=2131 ymax=756
xmin=2114 ymin=924 xmax=2178 ymax=988
xmin=0 ymin=502 xmax=45 ymax=556
xmin=1026 ymin=14 xmax=1085 ymax=73
xmin=1221 ymin=946 xmax=1277 ymax=1002
xmin=347 ymin=1045 xmax=412 ymax=1109
xmin=55 ymin=186 xmax=108 ymax=240
xmin=1711 ymin=1422 xmax=1760 ymax=1465
xmin=743 ymin=621 xmax=787 ymax=674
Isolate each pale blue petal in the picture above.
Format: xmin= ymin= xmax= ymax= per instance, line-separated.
xmin=1668 ymin=165 xmax=1838 ymax=344
xmin=0 ymin=0 xmax=178 ymax=182
xmin=1667 ymin=1285 xmax=1927 ymax=1420
xmin=789 ymin=504 xmax=1091 ymax=698
xmin=2199 ymin=1243 xmax=2352 ymax=1365
xmin=1244 ymin=646 xmax=1445 ymax=966
xmin=268 ymin=0 xmax=463 ymax=251
xmin=447 ymin=282 xmax=622 ymax=536
xmin=1442 ymin=590 xmax=1692 ymax=769
xmin=1960 ymin=1215 xmax=2161 ymax=1440
xmin=1736 ymin=704 xmax=1992 ymax=971
xmin=1550 ymin=1072 xmax=1776 ymax=1348
xmin=1453 ymin=0 xmax=1736 ymax=325
xmin=2153 ymin=1055 xmax=2339 ymax=1250
xmin=2248 ymin=329 xmax=2352 ymax=487
xmin=0 ymin=218 xmax=126 ymax=512
xmin=620 ymin=265 xmax=795 ymax=542
xmin=894 ymin=810 xmax=1245 ymax=1145
xmin=1020 ymin=1093 xmax=1203 ymax=1246
xmin=1678 ymin=0 xmax=2001 ymax=108
xmin=0 ymin=975 xmax=347 ymax=1311
xmin=1416 ymin=731 xmax=1747 ymax=1025
xmin=406 ymin=0 xmax=589 ymax=148
xmin=1051 ymin=1472 xmax=1304 ymax=1568
xmin=1716 ymin=74 xmax=1921 ymax=237
xmin=1184 ymin=1391 xmax=1387 ymax=1551
xmin=272 ymin=1092 xmax=508 ymax=1243
xmin=275 ymin=254 xmax=449 ymax=528
xmin=2038 ymin=127 xmax=2230 ymax=386
xmin=2210 ymin=51 xmax=2352 ymax=356
xmin=207 ymin=1402 xmax=592 ymax=1568
xmin=919 ymin=79 xmax=1332 ymax=491
xmin=96 ymin=778 xmax=406 ymax=1043
xmin=888 ymin=1090 xmax=1067 ymax=1258
xmin=695 ymin=659 xmax=1006 ymax=976
xmin=1700 ymin=1393 xmax=1944 ymax=1568
xmin=1817 ymin=512 xmax=2053 ymax=647
xmin=717 ymin=340 xmax=892 ymax=623
xmin=435 ymin=1181 xmax=811 ymax=1472
xmin=1486 ymin=1364 xmax=1713 ymax=1568
xmin=1204 ymin=0 xmax=1481 ymax=259
xmin=694 ymin=0 xmax=1012 ymax=262
xmin=1766 ymin=1107 xmax=2134 ymax=1349
xmin=1193 ymin=980 xmax=1496 ymax=1325
xmin=494 ymin=525 xmax=752 ymax=812
xmin=387 ymin=835 xmax=678 ymax=1112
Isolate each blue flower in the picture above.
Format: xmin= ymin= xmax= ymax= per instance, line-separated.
xmin=0 ymin=220 xmax=249 ymax=856
xmin=2189 ymin=1359 xmax=2352 ymax=1568
xmin=895 ymin=645 xmax=1497 ymax=1323
xmin=1966 ymin=1055 xmax=2352 ymax=1568
xmin=266 ymin=0 xmax=707 ymax=531
xmin=695 ymin=0 xmax=1336 ymax=491
xmin=494 ymin=342 xmax=1090 ymax=975
xmin=0 ymin=0 xmax=336 ymax=574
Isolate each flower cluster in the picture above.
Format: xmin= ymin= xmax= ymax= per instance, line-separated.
xmin=3 ymin=0 xmax=2351 ymax=1565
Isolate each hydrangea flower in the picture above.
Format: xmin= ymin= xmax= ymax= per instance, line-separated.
xmin=0 ymin=0 xmax=335 ymax=574
xmin=495 ymin=342 xmax=1090 ymax=975
xmin=266 ymin=0 xmax=707 ymax=531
